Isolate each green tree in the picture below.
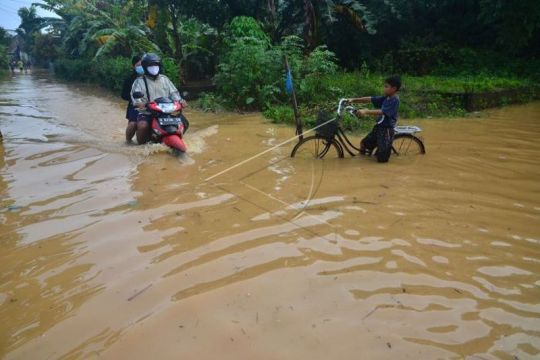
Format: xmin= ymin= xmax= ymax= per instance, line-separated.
xmin=89 ymin=1 xmax=159 ymax=59
xmin=32 ymin=33 xmax=61 ymax=65
xmin=298 ymin=0 xmax=375 ymax=49
xmin=373 ymin=0 xmax=540 ymax=55
xmin=223 ymin=0 xmax=375 ymax=47
xmin=216 ymin=18 xmax=339 ymax=109
xmin=17 ymin=6 xmax=44 ymax=51
xmin=148 ymin=0 xmax=221 ymax=83
xmin=17 ymin=5 xmax=63 ymax=54
xmin=479 ymin=0 xmax=540 ymax=53
xmin=166 ymin=17 xmax=218 ymax=81
xmin=0 ymin=27 xmax=10 ymax=69
xmin=149 ymin=0 xmax=186 ymax=80
xmin=38 ymin=0 xmax=158 ymax=58
xmin=0 ymin=27 xmax=12 ymax=47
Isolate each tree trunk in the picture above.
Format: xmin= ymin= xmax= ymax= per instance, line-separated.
xmin=168 ymin=5 xmax=185 ymax=84
xmin=267 ymin=0 xmax=277 ymax=42
xmin=303 ymin=0 xmax=316 ymax=50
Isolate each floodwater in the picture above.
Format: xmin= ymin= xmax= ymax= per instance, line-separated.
xmin=0 ymin=71 xmax=539 ymax=360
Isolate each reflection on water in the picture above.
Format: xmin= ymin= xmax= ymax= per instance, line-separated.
xmin=1 ymin=72 xmax=539 ymax=359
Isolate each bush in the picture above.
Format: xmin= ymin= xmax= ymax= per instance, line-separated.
xmin=296 ymin=45 xmax=339 ymax=103
xmin=215 ymin=19 xmax=341 ymax=110
xmin=432 ymin=47 xmax=540 ymax=82
xmin=0 ymin=44 xmax=8 ymax=70
xmin=262 ymin=105 xmax=295 ymax=124
xmin=224 ymin=16 xmax=271 ymax=46
xmin=161 ymin=57 xmax=179 ymax=84
xmin=215 ymin=36 xmax=282 ymax=109
xmin=93 ymin=57 xmax=132 ymax=91
xmin=196 ymin=92 xmax=225 ymax=112
xmin=54 ymin=57 xmax=131 ymax=92
xmin=54 ymin=56 xmax=188 ymax=93
xmin=215 ymin=17 xmax=281 ymax=109
xmin=321 ymin=71 xmax=382 ymax=99
xmin=392 ymin=37 xmax=451 ymax=75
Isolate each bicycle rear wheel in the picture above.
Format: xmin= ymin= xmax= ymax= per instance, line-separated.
xmin=392 ymin=134 xmax=426 ymax=156
xmin=290 ymin=135 xmax=344 ymax=159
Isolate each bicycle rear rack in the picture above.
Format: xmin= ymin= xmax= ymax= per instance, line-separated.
xmin=394 ymin=125 xmax=422 ymax=134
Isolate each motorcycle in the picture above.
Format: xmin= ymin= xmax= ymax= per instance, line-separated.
xmin=133 ymin=92 xmax=189 ymax=152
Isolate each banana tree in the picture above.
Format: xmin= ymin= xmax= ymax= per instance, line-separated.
xmin=37 ymin=0 xmax=159 ymax=58
xmin=200 ymin=0 xmax=375 ymax=47
xmin=147 ymin=0 xmax=219 ymax=83
xmin=165 ymin=17 xmax=217 ymax=81
xmin=257 ymin=0 xmax=376 ymax=47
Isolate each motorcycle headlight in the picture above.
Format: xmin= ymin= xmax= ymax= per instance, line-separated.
xmin=157 ymin=103 xmax=176 ymax=113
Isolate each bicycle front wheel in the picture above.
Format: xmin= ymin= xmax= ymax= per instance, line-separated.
xmin=392 ymin=134 xmax=426 ymax=156
xmin=291 ymin=135 xmax=344 ymax=159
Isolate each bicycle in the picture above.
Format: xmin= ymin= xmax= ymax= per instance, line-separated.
xmin=290 ymin=99 xmax=426 ymax=159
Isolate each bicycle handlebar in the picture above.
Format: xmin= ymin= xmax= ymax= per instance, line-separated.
xmin=337 ymin=98 xmax=364 ymax=117
xmin=337 ymin=98 xmax=349 ymax=116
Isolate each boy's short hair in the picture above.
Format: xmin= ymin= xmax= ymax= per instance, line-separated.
xmin=385 ymin=75 xmax=401 ymax=90
xmin=131 ymin=55 xmax=142 ymax=66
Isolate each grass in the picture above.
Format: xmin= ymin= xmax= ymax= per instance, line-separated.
xmin=262 ymin=72 xmax=537 ymax=128
xmin=322 ymin=72 xmax=533 ymax=97
xmin=402 ymin=74 xmax=530 ymax=93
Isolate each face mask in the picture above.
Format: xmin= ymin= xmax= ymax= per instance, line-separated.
xmin=147 ymin=65 xmax=160 ymax=76
xmin=135 ymin=65 xmax=144 ymax=75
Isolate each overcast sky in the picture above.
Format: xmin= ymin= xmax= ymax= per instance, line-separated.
xmin=0 ymin=0 xmax=57 ymax=32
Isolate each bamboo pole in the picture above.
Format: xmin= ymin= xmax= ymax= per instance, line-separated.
xmin=284 ymin=56 xmax=303 ymax=141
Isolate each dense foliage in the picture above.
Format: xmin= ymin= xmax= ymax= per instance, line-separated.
xmin=214 ymin=18 xmax=338 ymax=109
xmin=54 ymin=57 xmax=131 ymax=91
xmin=4 ymin=0 xmax=539 ymax=115
xmin=53 ymin=55 xmax=179 ymax=92
xmin=0 ymin=28 xmax=10 ymax=70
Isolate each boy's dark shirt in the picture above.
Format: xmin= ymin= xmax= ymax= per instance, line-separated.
xmin=371 ymin=95 xmax=400 ymax=127
xmin=121 ymin=72 xmax=139 ymax=103
xmin=121 ymin=71 xmax=139 ymax=120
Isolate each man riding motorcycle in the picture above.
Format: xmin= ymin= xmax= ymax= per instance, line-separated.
xmin=131 ymin=53 xmax=187 ymax=144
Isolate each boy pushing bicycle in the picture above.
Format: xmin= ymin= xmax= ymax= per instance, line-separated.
xmin=347 ymin=76 xmax=401 ymax=163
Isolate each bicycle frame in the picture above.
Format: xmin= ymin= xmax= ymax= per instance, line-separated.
xmin=291 ymin=98 xmax=425 ymax=158
xmin=340 ymin=98 xmax=424 ymax=152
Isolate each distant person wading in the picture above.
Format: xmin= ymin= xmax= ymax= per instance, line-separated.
xmin=122 ymin=56 xmax=143 ymax=143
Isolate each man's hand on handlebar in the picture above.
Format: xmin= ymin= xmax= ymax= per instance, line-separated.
xmin=355 ymin=109 xmax=369 ymax=117
xmin=337 ymin=98 xmax=370 ymax=117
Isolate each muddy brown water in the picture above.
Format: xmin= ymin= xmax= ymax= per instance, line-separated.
xmin=0 ymin=72 xmax=539 ymax=359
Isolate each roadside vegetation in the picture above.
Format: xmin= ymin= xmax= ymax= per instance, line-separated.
xmin=2 ymin=0 xmax=539 ymax=125
xmin=0 ymin=28 xmax=11 ymax=73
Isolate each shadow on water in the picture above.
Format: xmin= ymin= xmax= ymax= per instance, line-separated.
xmin=1 ymin=71 xmax=540 ymax=359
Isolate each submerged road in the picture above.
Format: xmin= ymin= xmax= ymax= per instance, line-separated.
xmin=1 ymin=71 xmax=540 ymax=359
